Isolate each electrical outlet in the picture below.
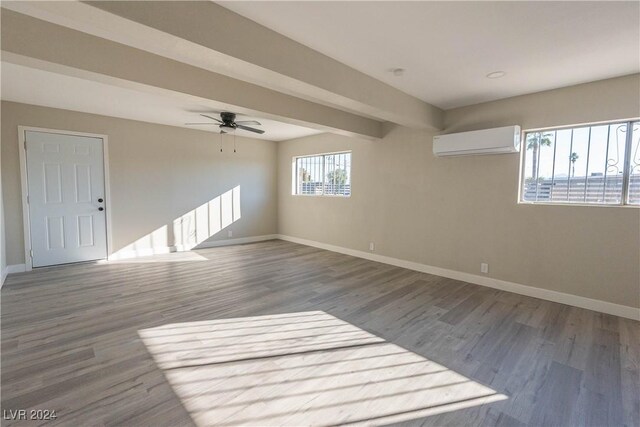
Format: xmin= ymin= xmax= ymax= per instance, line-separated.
xmin=369 ymin=242 xmax=375 ymax=251
xmin=480 ymin=263 xmax=489 ymax=274
xmin=228 ymin=230 xmax=233 ymax=238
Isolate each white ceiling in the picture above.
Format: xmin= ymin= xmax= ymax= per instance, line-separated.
xmin=0 ymin=62 xmax=322 ymax=141
xmin=220 ymin=1 xmax=640 ymax=109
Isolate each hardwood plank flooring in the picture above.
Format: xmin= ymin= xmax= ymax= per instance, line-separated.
xmin=1 ymin=240 xmax=638 ymax=426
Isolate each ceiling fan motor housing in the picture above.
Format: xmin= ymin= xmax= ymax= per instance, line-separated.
xmin=220 ymin=112 xmax=237 ymax=124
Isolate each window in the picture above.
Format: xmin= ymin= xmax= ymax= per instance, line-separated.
xmin=521 ymin=120 xmax=639 ymax=205
xmin=294 ymin=152 xmax=351 ymax=196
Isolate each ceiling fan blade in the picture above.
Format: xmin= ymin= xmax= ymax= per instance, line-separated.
xmin=235 ymin=120 xmax=262 ymax=126
xmin=185 ymin=122 xmax=219 ymax=125
xmin=200 ymin=114 xmax=223 ymax=123
xmin=236 ymin=124 xmax=265 ymax=134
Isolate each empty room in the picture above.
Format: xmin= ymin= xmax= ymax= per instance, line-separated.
xmin=1 ymin=1 xmax=639 ymax=426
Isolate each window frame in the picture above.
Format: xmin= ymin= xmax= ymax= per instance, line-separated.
xmin=292 ymin=151 xmax=352 ymax=198
xmin=518 ymin=119 xmax=640 ymax=207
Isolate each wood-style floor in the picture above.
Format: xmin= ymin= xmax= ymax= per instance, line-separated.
xmin=1 ymin=240 xmax=638 ymax=426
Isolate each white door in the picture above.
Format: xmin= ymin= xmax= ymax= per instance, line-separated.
xmin=25 ymin=131 xmax=107 ymax=267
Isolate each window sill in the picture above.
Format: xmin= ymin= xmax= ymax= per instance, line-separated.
xmin=518 ymin=201 xmax=639 ymax=208
xmin=292 ymin=194 xmax=351 ymax=198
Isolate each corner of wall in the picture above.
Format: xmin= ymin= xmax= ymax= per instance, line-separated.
xmin=1 ymin=194 xmax=6 ymax=288
xmin=275 ymin=139 xmax=281 ymax=236
xmin=1 ymin=109 xmax=6 ymax=288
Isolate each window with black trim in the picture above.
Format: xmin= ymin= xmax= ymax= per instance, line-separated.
xmin=521 ymin=120 xmax=639 ymax=205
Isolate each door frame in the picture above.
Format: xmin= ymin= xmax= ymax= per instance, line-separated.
xmin=18 ymin=126 xmax=113 ymax=271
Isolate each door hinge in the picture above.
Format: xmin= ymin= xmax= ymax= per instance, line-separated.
xmin=26 ymin=195 xmax=29 ymax=204
xmin=24 ymin=140 xmax=27 ymax=150
xmin=29 ymin=250 xmax=33 ymax=258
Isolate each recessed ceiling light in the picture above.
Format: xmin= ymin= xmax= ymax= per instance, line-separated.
xmin=486 ymin=71 xmax=506 ymax=79
xmin=391 ymin=68 xmax=405 ymax=76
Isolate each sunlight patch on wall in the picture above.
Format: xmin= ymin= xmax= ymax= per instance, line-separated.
xmin=139 ymin=311 xmax=507 ymax=426
xmin=110 ymin=224 xmax=171 ymax=260
xmin=174 ymin=186 xmax=241 ymax=251
xmin=111 ymin=186 xmax=241 ymax=260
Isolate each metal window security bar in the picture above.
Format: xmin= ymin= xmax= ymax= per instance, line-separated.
xmin=521 ymin=120 xmax=639 ymax=206
xmin=294 ymin=152 xmax=352 ymax=196
xmin=627 ymin=122 xmax=640 ymax=204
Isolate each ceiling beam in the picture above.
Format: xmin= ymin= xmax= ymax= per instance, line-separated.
xmin=1 ymin=9 xmax=383 ymax=140
xmin=3 ymin=0 xmax=443 ymax=130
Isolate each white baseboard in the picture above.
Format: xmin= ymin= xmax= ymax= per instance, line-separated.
xmin=6 ymin=264 xmax=27 ymax=274
xmin=109 ymin=246 xmax=175 ymax=261
xmin=2 ymin=264 xmax=27 ymax=284
xmin=109 ymin=235 xmax=279 ymax=260
xmin=3 ymin=263 xmax=27 ymax=287
xmin=277 ymin=234 xmax=640 ymax=321
xmin=7 ymin=234 xmax=637 ymax=320
xmin=195 ymin=234 xmax=279 ymax=249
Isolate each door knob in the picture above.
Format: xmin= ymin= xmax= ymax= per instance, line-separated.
xmin=98 ymin=198 xmax=104 ymax=203
xmin=98 ymin=207 xmax=104 ymax=211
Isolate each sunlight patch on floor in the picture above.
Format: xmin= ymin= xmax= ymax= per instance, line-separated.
xmin=139 ymin=311 xmax=507 ymax=426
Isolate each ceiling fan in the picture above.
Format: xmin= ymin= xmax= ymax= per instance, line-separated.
xmin=186 ymin=112 xmax=265 ymax=134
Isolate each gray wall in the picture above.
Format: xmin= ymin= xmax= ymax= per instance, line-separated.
xmin=277 ymin=75 xmax=640 ymax=308
xmin=1 ymin=101 xmax=278 ymax=265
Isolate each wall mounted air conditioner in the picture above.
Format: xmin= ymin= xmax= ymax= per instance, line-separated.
xmin=433 ymin=125 xmax=521 ymax=157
